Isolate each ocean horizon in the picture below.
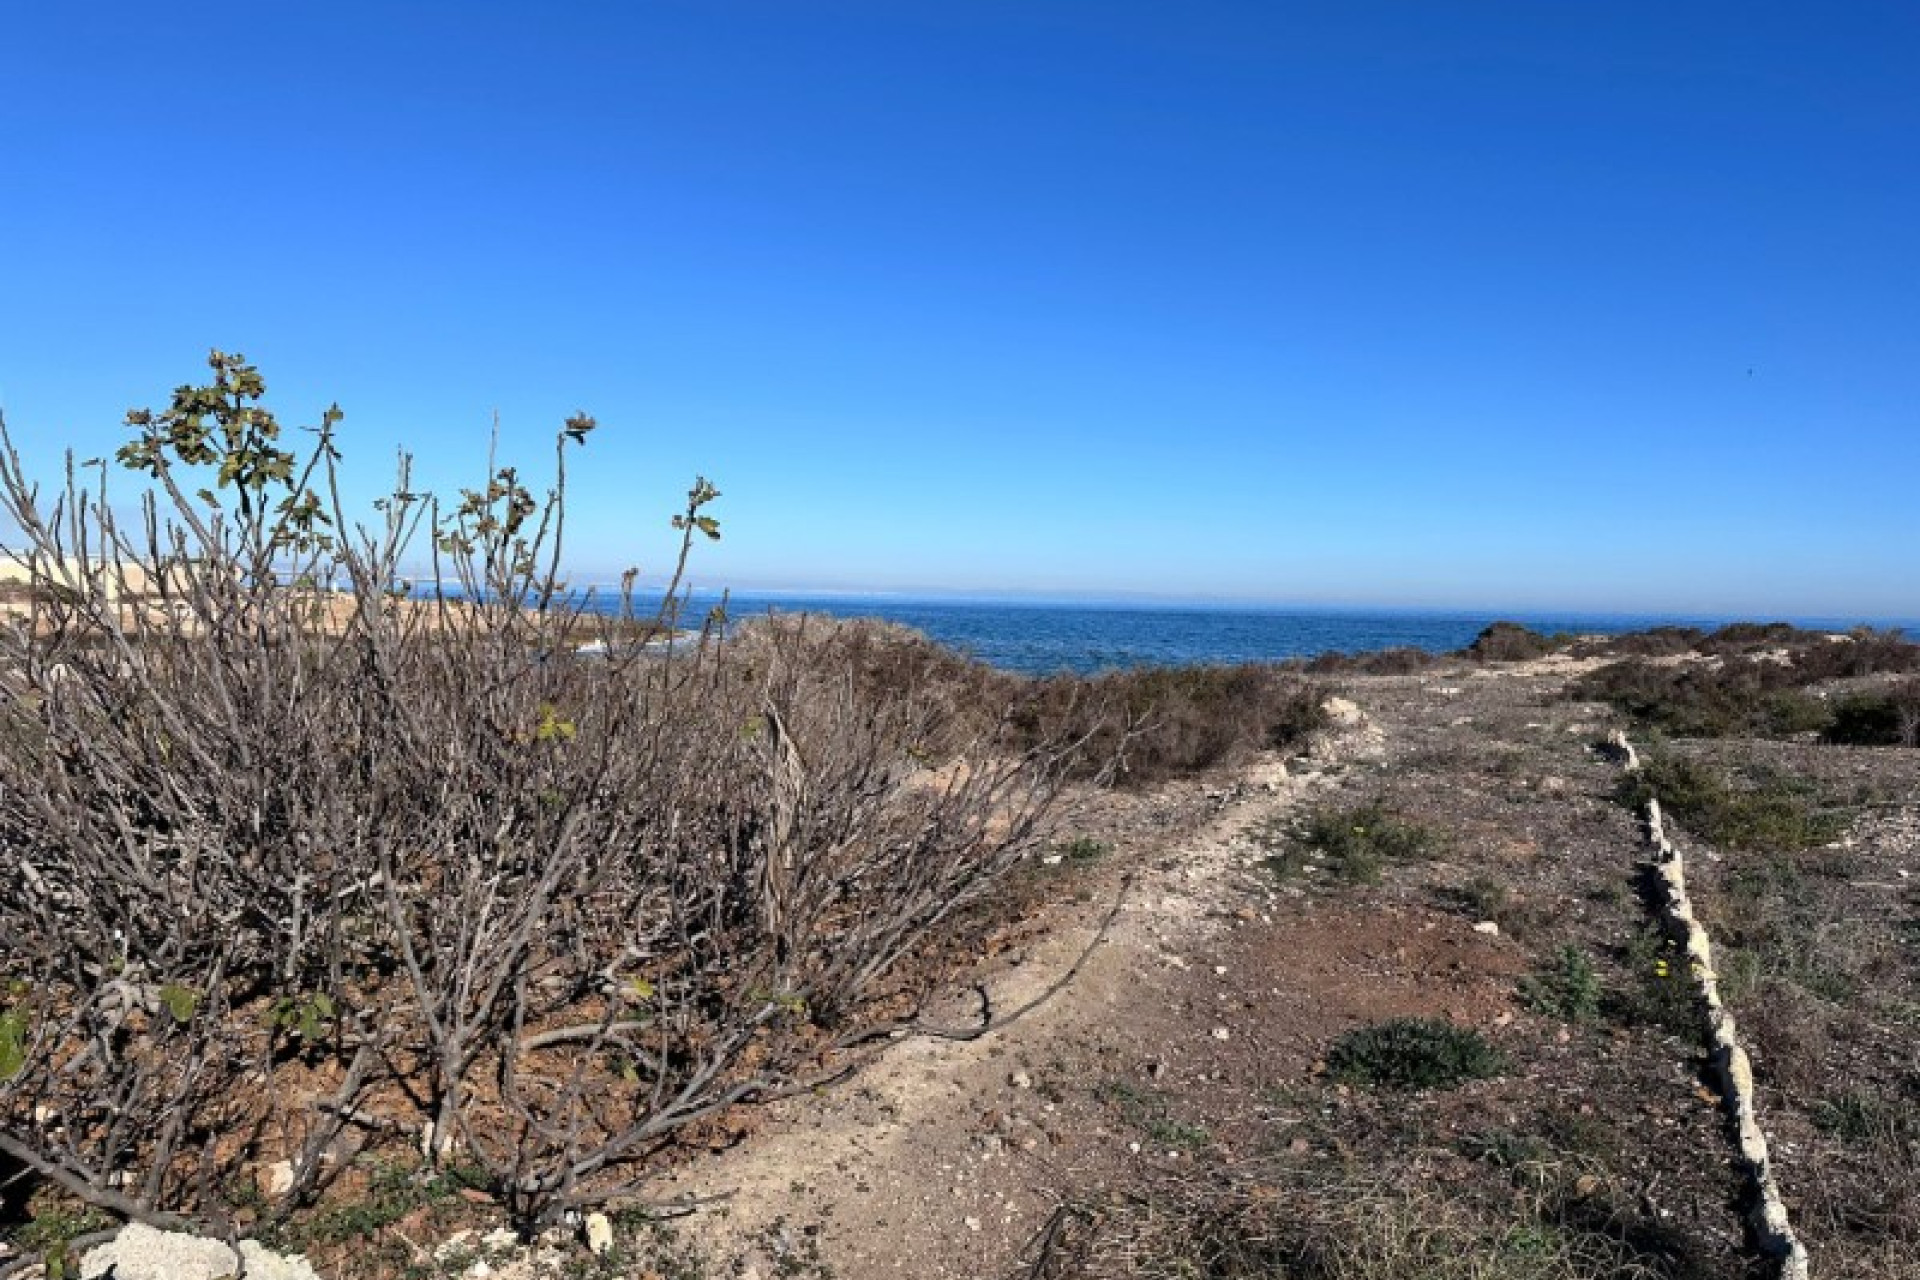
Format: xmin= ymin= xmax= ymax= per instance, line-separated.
xmin=609 ymin=590 xmax=1918 ymax=676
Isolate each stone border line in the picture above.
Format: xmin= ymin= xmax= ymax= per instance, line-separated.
xmin=1608 ymin=731 xmax=1809 ymax=1280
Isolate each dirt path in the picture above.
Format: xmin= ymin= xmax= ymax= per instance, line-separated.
xmin=653 ymin=750 xmax=1320 ymax=1276
xmin=505 ymin=652 xmax=1920 ymax=1278
xmin=653 ymin=685 xmax=1547 ymax=1278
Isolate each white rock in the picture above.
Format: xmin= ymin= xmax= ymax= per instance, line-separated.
xmin=1008 ymin=1070 xmax=1032 ymax=1089
xmin=1472 ymin=921 xmax=1500 ymax=936
xmin=80 ymin=1224 xmax=321 ymax=1280
xmin=963 ymin=1216 xmax=982 ymax=1232
xmin=1322 ymin=696 xmax=1365 ymax=725
xmin=583 ymin=1211 xmax=614 ymax=1255
xmin=1210 ymin=1026 xmax=1231 ymax=1041
xmin=264 ymin=1159 xmax=296 ymax=1197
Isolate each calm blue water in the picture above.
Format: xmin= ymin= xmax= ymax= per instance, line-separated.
xmin=612 ymin=592 xmax=1911 ymax=676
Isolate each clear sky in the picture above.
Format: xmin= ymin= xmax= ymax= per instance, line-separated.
xmin=2 ymin=3 xmax=1915 ymax=618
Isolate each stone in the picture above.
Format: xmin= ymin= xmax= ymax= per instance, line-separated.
xmin=80 ymin=1224 xmax=321 ymax=1280
xmin=584 ymin=1211 xmax=614 ymax=1255
xmin=264 ymin=1159 xmax=296 ymax=1197
xmin=1471 ymin=920 xmax=1500 ymax=936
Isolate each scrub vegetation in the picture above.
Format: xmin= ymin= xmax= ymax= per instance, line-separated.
xmin=0 ymin=353 xmax=1332 ymax=1268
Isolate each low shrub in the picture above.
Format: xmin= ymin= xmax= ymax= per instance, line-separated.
xmin=1053 ymin=836 xmax=1111 ymax=863
xmin=1615 ymin=754 xmax=1846 ymax=851
xmin=1826 ymin=680 xmax=1920 ymax=746
xmin=1292 ymin=800 xmax=1442 ymax=884
xmin=1460 ymin=622 xmax=1572 ymax=663
xmin=1519 ymin=946 xmax=1602 ymax=1023
xmin=1325 ymin=1018 xmax=1507 ymax=1089
xmin=1696 ymin=621 xmax=1828 ymax=653
xmin=1453 ymin=873 xmax=1511 ymax=919
xmin=1611 ymin=926 xmax=1697 ymax=1034
xmin=1301 ymin=646 xmax=1444 ymax=676
xmin=1571 ymin=659 xmax=1832 ymax=738
xmin=1572 ymin=625 xmax=1705 ymax=658
xmin=1005 ymin=663 xmax=1327 ymax=787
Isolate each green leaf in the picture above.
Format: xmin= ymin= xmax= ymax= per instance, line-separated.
xmin=0 ymin=1009 xmax=29 ymax=1080
xmin=159 ymin=984 xmax=199 ymax=1024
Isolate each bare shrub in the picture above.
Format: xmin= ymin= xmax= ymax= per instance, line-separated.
xmin=1569 ymin=625 xmax=1704 ymax=658
xmin=1459 ymin=622 xmax=1573 ymax=663
xmin=0 ymin=352 xmax=1069 ymax=1234
xmin=1004 ymin=663 xmax=1325 ymax=787
xmin=1300 ymin=646 xmax=1443 ymax=676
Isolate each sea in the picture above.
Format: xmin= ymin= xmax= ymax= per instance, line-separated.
xmin=612 ymin=591 xmax=1912 ymax=677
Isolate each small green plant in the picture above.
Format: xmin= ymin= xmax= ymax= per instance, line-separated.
xmin=285 ymin=1158 xmax=487 ymax=1248
xmin=1612 ymin=927 xmax=1696 ymax=1033
xmin=1325 ymin=1018 xmax=1506 ymax=1089
xmin=268 ymin=991 xmax=337 ymax=1042
xmin=1454 ymin=874 xmax=1510 ymax=920
xmin=1053 ymin=836 xmax=1111 ymax=864
xmin=1096 ymin=1079 xmax=1211 ymax=1150
xmin=1290 ymin=800 xmax=1441 ymax=886
xmin=0 ymin=996 xmax=28 ymax=1081
xmin=1518 ymin=945 xmax=1601 ymax=1022
xmin=10 ymin=1204 xmax=113 ymax=1280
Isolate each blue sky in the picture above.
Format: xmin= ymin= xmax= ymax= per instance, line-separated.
xmin=2 ymin=2 xmax=1916 ymax=617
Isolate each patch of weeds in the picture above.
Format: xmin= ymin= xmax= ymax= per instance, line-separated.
xmin=1571 ymin=657 xmax=1834 ymax=738
xmin=1052 ymin=836 xmax=1111 ymax=864
xmin=1096 ymin=1079 xmax=1211 ymax=1150
xmin=1714 ymin=876 xmax=1866 ymax=1006
xmin=744 ymin=1216 xmax=835 ymax=1279
xmin=1325 ymin=1018 xmax=1506 ymax=1090
xmin=606 ymin=1208 xmax=712 ymax=1280
xmin=9 ymin=1202 xmax=113 ymax=1278
xmin=1616 ymin=754 xmax=1846 ymax=851
xmin=1519 ymin=945 xmax=1601 ymax=1022
xmin=1609 ymin=927 xmax=1696 ymax=1035
xmin=1058 ymin=1160 xmax=1681 ymax=1279
xmin=283 ymin=1157 xmax=487 ymax=1250
xmin=1812 ymin=1088 xmax=1916 ymax=1149
xmin=1462 ymin=1128 xmax=1548 ymax=1165
xmin=1287 ymin=800 xmax=1443 ymax=886
xmin=1451 ymin=874 xmax=1510 ymax=920
xmin=1713 ymin=945 xmax=1763 ymax=1004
